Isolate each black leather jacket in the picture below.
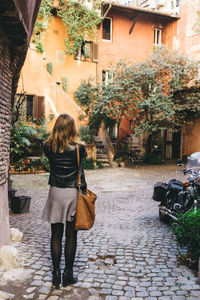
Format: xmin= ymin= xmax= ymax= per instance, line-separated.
xmin=44 ymin=143 xmax=87 ymax=190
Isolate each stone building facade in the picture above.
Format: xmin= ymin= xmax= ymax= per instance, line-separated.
xmin=0 ymin=0 xmax=41 ymax=248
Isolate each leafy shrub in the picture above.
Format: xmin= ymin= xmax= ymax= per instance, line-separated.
xmin=74 ymin=79 xmax=93 ymax=107
xmin=40 ymin=155 xmax=50 ymax=172
xmin=82 ymin=158 xmax=95 ymax=170
xmin=143 ymin=153 xmax=163 ymax=164
xmin=10 ymin=122 xmax=37 ymax=166
xmin=10 ymin=117 xmax=50 ymax=169
xmin=79 ymin=125 xmax=94 ymax=144
xmin=172 ymin=209 xmax=200 ymax=262
xmin=96 ymin=161 xmax=103 ymax=169
xmin=28 ymin=118 xmax=50 ymax=156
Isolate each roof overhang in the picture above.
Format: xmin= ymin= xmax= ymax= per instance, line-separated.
xmin=102 ymin=1 xmax=180 ymax=19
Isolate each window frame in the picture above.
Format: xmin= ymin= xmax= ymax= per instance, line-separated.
xmin=154 ymin=28 xmax=162 ymax=47
xmin=102 ymin=70 xmax=114 ymax=86
xmin=15 ymin=94 xmax=45 ymax=122
xmin=74 ymin=40 xmax=94 ymax=61
xmin=102 ymin=17 xmax=112 ymax=42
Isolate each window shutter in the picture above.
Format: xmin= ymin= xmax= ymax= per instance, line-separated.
xmin=33 ymin=96 xmax=38 ymax=119
xmin=93 ymin=43 xmax=98 ymax=62
xmin=74 ymin=48 xmax=81 ymax=60
xmin=38 ymin=96 xmax=45 ymax=119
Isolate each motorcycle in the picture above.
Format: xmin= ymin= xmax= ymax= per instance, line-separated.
xmin=153 ymin=152 xmax=200 ymax=222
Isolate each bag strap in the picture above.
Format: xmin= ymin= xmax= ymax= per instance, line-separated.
xmin=76 ymin=144 xmax=81 ymax=190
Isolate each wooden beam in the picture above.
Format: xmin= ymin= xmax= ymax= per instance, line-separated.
xmin=129 ymin=13 xmax=140 ymax=34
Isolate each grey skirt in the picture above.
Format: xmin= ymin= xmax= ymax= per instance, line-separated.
xmin=42 ymin=186 xmax=78 ymax=224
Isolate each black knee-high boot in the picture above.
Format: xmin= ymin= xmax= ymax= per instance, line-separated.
xmin=51 ymin=223 xmax=64 ymax=289
xmin=63 ymin=220 xmax=78 ymax=287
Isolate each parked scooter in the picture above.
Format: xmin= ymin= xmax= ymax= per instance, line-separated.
xmin=153 ymin=152 xmax=200 ymax=222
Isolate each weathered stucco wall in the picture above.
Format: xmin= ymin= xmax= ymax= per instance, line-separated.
xmin=97 ymin=9 xmax=176 ymax=79
xmin=17 ymin=16 xmax=97 ymax=130
xmin=97 ymin=8 xmax=177 ymax=140
xmin=181 ymin=118 xmax=200 ymax=157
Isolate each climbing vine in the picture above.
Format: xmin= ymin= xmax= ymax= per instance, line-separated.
xmin=57 ymin=0 xmax=101 ymax=55
xmin=32 ymin=0 xmax=53 ymax=50
xmin=32 ymin=0 xmax=101 ymax=55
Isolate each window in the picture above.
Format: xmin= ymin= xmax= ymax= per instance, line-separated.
xmin=176 ymin=0 xmax=179 ymax=7
xmin=102 ymin=18 xmax=112 ymax=41
xmin=15 ymin=94 xmax=45 ymax=121
xmin=26 ymin=95 xmax=34 ymax=120
xmin=102 ymin=70 xmax=113 ymax=86
xmin=154 ymin=28 xmax=162 ymax=47
xmin=84 ymin=41 xmax=91 ymax=59
xmin=74 ymin=41 xmax=98 ymax=61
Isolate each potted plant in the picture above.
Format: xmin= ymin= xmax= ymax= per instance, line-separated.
xmin=172 ymin=209 xmax=200 ymax=279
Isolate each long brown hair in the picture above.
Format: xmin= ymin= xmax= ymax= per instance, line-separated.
xmin=46 ymin=114 xmax=79 ymax=153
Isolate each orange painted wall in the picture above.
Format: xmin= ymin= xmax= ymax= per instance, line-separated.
xmin=43 ymin=17 xmax=97 ymax=99
xmin=17 ymin=16 xmax=97 ymax=130
xmin=97 ymin=8 xmax=178 ymax=139
xmin=177 ymin=1 xmax=200 ymax=157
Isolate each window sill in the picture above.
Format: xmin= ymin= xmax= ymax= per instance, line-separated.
xmin=102 ymin=39 xmax=112 ymax=42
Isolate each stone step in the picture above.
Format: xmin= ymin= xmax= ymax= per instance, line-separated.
xmin=96 ymin=144 xmax=104 ymax=148
xmin=97 ymin=149 xmax=106 ymax=154
xmin=101 ymin=163 xmax=110 ymax=167
xmin=94 ymin=136 xmax=102 ymax=141
xmin=97 ymin=158 xmax=110 ymax=163
xmin=97 ymin=154 xmax=108 ymax=159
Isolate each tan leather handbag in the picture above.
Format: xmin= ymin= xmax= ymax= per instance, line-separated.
xmin=75 ymin=144 xmax=97 ymax=230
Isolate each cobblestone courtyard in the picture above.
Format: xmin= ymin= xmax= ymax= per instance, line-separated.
xmin=1 ymin=165 xmax=200 ymax=300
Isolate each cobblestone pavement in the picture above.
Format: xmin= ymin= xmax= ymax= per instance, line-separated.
xmin=1 ymin=165 xmax=200 ymax=300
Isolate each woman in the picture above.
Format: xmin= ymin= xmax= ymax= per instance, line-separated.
xmin=42 ymin=114 xmax=87 ymax=289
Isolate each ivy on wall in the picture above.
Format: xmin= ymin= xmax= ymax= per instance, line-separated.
xmin=32 ymin=0 xmax=101 ymax=55
xmin=32 ymin=0 xmax=54 ymax=51
xmin=57 ymin=0 xmax=101 ymax=55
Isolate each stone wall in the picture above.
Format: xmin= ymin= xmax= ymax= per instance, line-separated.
xmin=0 ymin=28 xmax=13 ymax=248
xmin=0 ymin=29 xmax=12 ymax=186
xmin=0 ymin=0 xmax=41 ymax=248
